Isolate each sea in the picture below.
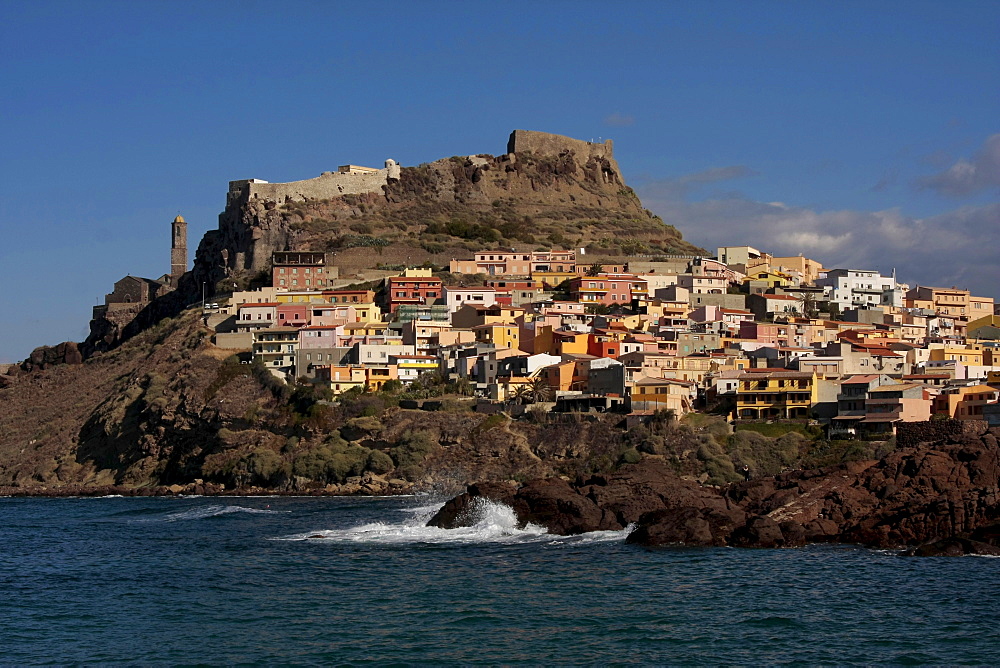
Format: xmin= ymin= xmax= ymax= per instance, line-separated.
xmin=2 ymin=495 xmax=997 ymax=666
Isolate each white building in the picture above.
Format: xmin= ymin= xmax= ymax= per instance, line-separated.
xmin=442 ymin=286 xmax=497 ymax=314
xmin=815 ymin=269 xmax=904 ymax=311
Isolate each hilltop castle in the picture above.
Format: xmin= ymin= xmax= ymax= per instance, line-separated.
xmin=227 ymin=160 xmax=402 ymax=208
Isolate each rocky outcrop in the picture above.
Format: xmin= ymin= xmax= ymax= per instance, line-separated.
xmin=19 ymin=341 xmax=83 ymax=371
xmin=429 ymin=460 xmax=746 ymax=540
xmin=430 ymin=431 xmax=1000 ymax=553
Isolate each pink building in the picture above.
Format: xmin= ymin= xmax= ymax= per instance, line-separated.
xmin=237 ymin=302 xmax=277 ymax=332
xmin=309 ymin=304 xmax=357 ymax=327
xmin=276 ymin=303 xmax=309 ymax=328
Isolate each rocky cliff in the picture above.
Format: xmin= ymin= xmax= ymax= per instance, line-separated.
xmin=429 ymin=427 xmax=1000 ymax=554
xmin=195 ymin=129 xmax=702 ymax=291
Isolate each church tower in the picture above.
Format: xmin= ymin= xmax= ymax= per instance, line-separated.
xmin=170 ymin=215 xmax=187 ymax=280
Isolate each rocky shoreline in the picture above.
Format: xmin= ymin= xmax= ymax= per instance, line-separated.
xmin=429 ymin=429 xmax=1000 ymax=556
xmin=0 ymin=472 xmax=416 ymax=498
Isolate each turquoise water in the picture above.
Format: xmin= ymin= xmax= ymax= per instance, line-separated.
xmin=1 ymin=495 xmax=997 ymax=665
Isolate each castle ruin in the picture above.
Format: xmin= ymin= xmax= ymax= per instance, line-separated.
xmin=507 ymin=129 xmax=614 ymax=161
xmin=227 ymin=159 xmax=401 ymax=207
xmin=506 ymin=130 xmax=622 ymax=185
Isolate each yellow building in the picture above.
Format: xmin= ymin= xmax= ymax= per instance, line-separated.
xmin=742 ymin=270 xmax=792 ymax=289
xmin=530 ymin=270 xmax=578 ymax=290
xmin=452 ymin=304 xmax=525 ymax=330
xmin=906 ymin=286 xmax=995 ymax=322
xmin=318 ymin=365 xmax=367 ymax=395
xmin=552 ymin=329 xmax=589 ymax=355
xmin=472 ymin=322 xmax=520 ymax=350
xmin=350 ymin=303 xmax=382 ymax=323
xmin=735 ymin=370 xmax=818 ymax=420
xmin=655 ymin=354 xmax=717 ymax=384
xmin=342 ymin=322 xmax=393 ymax=338
xmin=364 ymin=364 xmax=399 ymax=391
xmin=768 ymin=256 xmax=825 ymax=284
xmin=529 ymin=325 xmax=589 ymax=356
xmin=630 ymin=377 xmax=697 ymax=414
xmin=928 ymin=344 xmax=985 ymax=366
xmin=968 ymin=315 xmax=1000 ymax=342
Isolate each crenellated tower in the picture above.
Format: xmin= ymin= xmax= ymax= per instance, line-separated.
xmin=170 ymin=215 xmax=187 ymax=280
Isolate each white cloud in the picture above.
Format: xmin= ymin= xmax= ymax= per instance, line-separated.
xmin=919 ymin=133 xmax=1000 ymax=196
xmin=637 ymin=169 xmax=1000 ymax=297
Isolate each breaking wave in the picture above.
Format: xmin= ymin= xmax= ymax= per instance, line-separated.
xmin=278 ymin=498 xmax=634 ymax=545
xmin=162 ymin=504 xmax=287 ymax=522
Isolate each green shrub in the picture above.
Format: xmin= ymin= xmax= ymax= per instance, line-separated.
xmin=734 ymin=423 xmax=822 ymax=440
xmin=246 ymin=446 xmax=286 ymax=485
xmin=619 ymin=447 xmax=642 ymax=465
xmin=366 ymin=450 xmax=395 ymax=475
xmin=472 ymin=414 xmax=507 ymax=436
xmin=398 ymin=464 xmax=425 ymax=482
xmin=389 ymin=429 xmax=440 ymax=469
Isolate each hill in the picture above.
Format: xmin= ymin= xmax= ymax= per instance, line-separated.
xmin=195 ymin=129 xmax=702 ymax=291
xmin=1 ymin=130 xmax=712 ymax=494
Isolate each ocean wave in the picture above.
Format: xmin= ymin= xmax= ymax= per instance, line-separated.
xmin=277 ymin=498 xmax=635 ymax=546
xmin=163 ymin=504 xmax=287 ymax=522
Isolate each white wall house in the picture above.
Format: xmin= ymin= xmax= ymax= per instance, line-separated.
xmin=816 ymin=269 xmax=903 ymax=311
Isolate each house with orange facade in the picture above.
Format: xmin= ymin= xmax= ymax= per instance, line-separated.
xmin=933 ymin=384 xmax=999 ymax=420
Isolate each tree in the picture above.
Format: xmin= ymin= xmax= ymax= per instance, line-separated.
xmin=585 ymin=303 xmax=612 ymax=315
xmin=586 ymin=262 xmax=603 ymax=277
xmin=797 ymin=291 xmax=820 ymax=319
xmin=528 ymin=377 xmax=552 ymax=403
xmin=511 ymin=383 xmax=532 ymax=405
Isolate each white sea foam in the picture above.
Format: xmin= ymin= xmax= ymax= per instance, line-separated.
xmin=163 ymin=504 xmax=286 ymax=521
xmin=278 ymin=498 xmax=635 ymax=546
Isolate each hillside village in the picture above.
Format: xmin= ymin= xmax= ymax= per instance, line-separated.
xmin=163 ymin=237 xmax=1000 ymax=439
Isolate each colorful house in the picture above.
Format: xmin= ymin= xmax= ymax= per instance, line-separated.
xmin=630 ymin=377 xmax=697 ymax=415
xmin=735 ymin=370 xmax=818 ymax=420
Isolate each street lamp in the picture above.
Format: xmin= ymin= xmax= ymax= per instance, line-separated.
xmin=202 ymin=282 xmax=206 ymax=310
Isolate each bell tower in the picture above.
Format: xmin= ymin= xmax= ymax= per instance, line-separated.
xmin=170 ymin=215 xmax=187 ymax=280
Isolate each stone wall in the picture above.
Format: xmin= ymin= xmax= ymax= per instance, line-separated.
xmin=228 ymin=159 xmax=399 ymax=206
xmin=897 ymin=419 xmax=989 ymax=448
xmin=507 ymin=130 xmax=613 ymax=160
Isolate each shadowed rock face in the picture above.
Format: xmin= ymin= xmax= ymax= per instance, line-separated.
xmin=429 ymin=431 xmax=1000 ymax=554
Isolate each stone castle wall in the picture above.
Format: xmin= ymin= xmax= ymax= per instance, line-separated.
xmin=228 ymin=160 xmax=401 ymax=206
xmin=507 ymin=129 xmax=614 ymax=160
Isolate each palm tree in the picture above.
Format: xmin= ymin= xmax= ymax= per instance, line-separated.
xmin=528 ymin=377 xmax=552 ymax=403
xmin=511 ymin=383 xmax=532 ymax=405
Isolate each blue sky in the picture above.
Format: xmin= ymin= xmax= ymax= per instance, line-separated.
xmin=1 ymin=1 xmax=997 ymax=362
